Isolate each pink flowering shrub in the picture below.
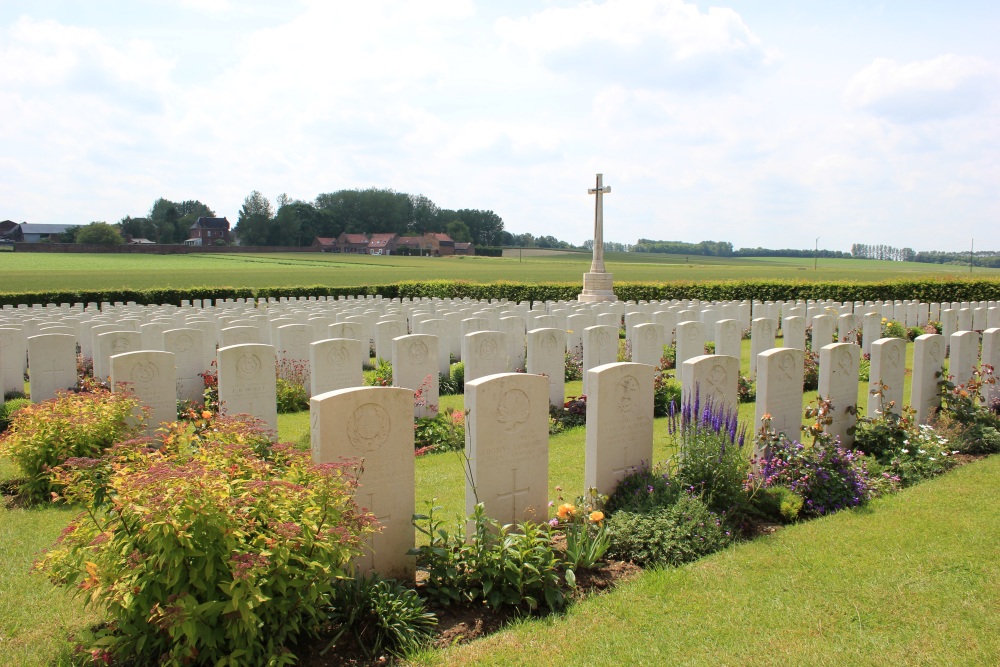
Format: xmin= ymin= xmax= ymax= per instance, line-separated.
xmin=34 ymin=415 xmax=376 ymax=666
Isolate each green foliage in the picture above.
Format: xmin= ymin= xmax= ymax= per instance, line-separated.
xmin=605 ymin=463 xmax=680 ymax=514
xmin=550 ymin=492 xmax=611 ymax=581
xmin=667 ymin=394 xmax=751 ymax=517
xmin=75 ymin=222 xmax=124 ymax=246
xmin=0 ymin=397 xmax=31 ymax=432
xmin=5 ymin=276 xmax=1000 ymax=308
xmin=414 ymin=409 xmax=466 ymax=455
xmin=549 ymin=395 xmax=587 ymax=433
xmin=324 ymin=575 xmax=437 ymax=660
xmin=803 ymin=351 xmax=819 ymax=391
xmin=438 ymin=369 xmax=462 ymax=396
xmin=858 ymin=355 xmax=871 ymax=382
xmin=737 ymin=374 xmax=756 ymax=403
xmin=34 ymin=419 xmax=375 ymax=666
xmin=0 ymin=389 xmax=142 ymax=502
xmin=275 ymin=358 xmax=309 ymax=413
xmin=449 ymin=361 xmax=464 ymax=388
xmin=410 ymin=502 xmax=566 ymax=612
xmin=751 ymin=486 xmax=804 ymax=523
xmin=564 ymin=350 xmax=583 ymax=382
xmin=881 ymin=318 xmax=906 ymax=339
xmin=604 ymin=494 xmax=734 ymax=567
xmin=653 ymin=371 xmax=680 ymax=418
xmin=365 ymin=358 xmax=393 ymax=387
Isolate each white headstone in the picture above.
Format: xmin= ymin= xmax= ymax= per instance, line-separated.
xmin=217 ymin=343 xmax=278 ymax=433
xmin=818 ymin=342 xmax=860 ymax=446
xmin=311 ymin=386 xmax=415 ymax=580
xmin=868 ymin=337 xmax=906 ymax=418
xmin=163 ymin=328 xmax=206 ymax=404
xmin=949 ymin=330 xmax=980 ymax=388
xmin=463 ymin=331 xmax=509 ymax=384
xmin=585 ymin=362 xmax=654 ymax=498
xmin=527 ymin=327 xmax=567 ymax=408
xmin=27 ymin=334 xmax=77 ymax=402
xmin=629 ymin=322 xmax=665 ymax=367
xmin=681 ymin=354 xmax=740 ymax=412
xmin=582 ymin=325 xmax=618 ymax=394
xmin=464 ymin=373 xmax=550 ymax=525
xmin=310 ymin=338 xmax=363 ymax=396
xmin=392 ymin=334 xmax=439 ymax=418
xmin=755 ymin=347 xmax=804 ymax=445
xmin=750 ymin=318 xmax=777 ymax=377
xmin=911 ymin=334 xmax=945 ymax=424
xmin=111 ymin=350 xmax=177 ymax=436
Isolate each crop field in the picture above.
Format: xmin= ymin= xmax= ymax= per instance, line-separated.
xmin=1 ymin=251 xmax=996 ymax=293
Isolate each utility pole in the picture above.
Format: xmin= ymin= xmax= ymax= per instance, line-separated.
xmin=970 ymin=238 xmax=974 ymax=274
xmin=814 ymin=237 xmax=820 ymax=271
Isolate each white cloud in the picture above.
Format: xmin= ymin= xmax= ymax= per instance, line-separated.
xmin=495 ymin=0 xmax=776 ymax=91
xmin=844 ymin=54 xmax=997 ymax=123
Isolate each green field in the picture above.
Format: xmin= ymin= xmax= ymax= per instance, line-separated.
xmin=1 ymin=251 xmax=995 ymax=293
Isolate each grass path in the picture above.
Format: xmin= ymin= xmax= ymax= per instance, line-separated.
xmin=409 ymin=455 xmax=1000 ymax=667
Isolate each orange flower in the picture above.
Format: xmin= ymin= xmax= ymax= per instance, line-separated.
xmin=201 ymin=410 xmax=213 ymax=420
xmin=589 ymin=511 xmax=605 ymax=523
xmin=556 ymin=503 xmax=576 ymax=520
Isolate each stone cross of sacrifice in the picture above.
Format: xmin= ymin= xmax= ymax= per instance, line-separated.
xmin=589 ymin=173 xmax=611 ymax=273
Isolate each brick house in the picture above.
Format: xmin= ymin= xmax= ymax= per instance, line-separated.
xmin=454 ymin=242 xmax=475 ymax=256
xmin=367 ymin=233 xmax=399 ymax=255
xmin=428 ymin=233 xmax=456 ymax=256
xmin=312 ymin=237 xmax=337 ymax=252
xmin=335 ymin=232 xmax=369 ymax=253
xmin=188 ymin=217 xmax=231 ymax=244
xmin=0 ymin=220 xmax=23 ymax=242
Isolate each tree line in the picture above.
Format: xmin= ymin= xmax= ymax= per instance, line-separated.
xmin=235 ymin=189 xmax=505 ymax=248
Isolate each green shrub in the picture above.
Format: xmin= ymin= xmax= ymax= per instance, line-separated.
xmin=881 ymin=318 xmax=906 ymax=339
xmin=751 ymin=486 xmax=804 ymax=523
xmin=737 ymin=374 xmax=756 ymax=403
xmin=365 ymin=358 xmax=393 ymax=387
xmin=410 ymin=502 xmax=566 ymax=612
xmin=564 ymin=351 xmax=583 ymax=382
xmin=653 ymin=372 xmax=681 ymax=418
xmin=414 ymin=408 xmax=466 ymax=455
xmin=449 ymin=361 xmax=464 ymax=388
xmin=605 ymin=494 xmax=734 ymax=567
xmin=324 ymin=575 xmax=437 ymax=659
xmin=0 ymin=397 xmax=31 ymax=432
xmin=35 ymin=422 xmax=375 ymax=666
xmin=275 ymin=358 xmax=309 ymax=413
xmin=549 ymin=395 xmax=587 ymax=434
xmin=605 ymin=463 xmax=680 ymax=514
xmin=0 ymin=389 xmax=142 ymax=502
xmin=439 ymin=369 xmax=462 ymax=396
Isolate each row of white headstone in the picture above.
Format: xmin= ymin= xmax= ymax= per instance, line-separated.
xmin=3 ymin=296 xmax=999 ymax=580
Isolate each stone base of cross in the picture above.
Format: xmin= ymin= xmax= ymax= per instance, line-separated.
xmin=579 ymin=272 xmax=617 ymax=303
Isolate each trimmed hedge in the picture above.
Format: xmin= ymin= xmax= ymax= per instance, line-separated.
xmin=2 ymin=278 xmax=1000 ymax=307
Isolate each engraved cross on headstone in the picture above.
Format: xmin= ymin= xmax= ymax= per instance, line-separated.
xmin=359 ymin=491 xmax=392 ymax=572
xmin=588 ymin=173 xmax=611 ymax=273
xmin=611 ymin=446 xmax=632 ymax=483
xmin=495 ymin=468 xmax=531 ymax=522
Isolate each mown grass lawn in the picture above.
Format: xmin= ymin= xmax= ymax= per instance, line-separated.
xmin=1 ymin=251 xmax=996 ymax=293
xmin=410 ymin=455 xmax=1000 ymax=667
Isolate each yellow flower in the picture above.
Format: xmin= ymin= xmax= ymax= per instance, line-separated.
xmin=589 ymin=511 xmax=605 ymax=523
xmin=557 ymin=503 xmax=576 ymax=520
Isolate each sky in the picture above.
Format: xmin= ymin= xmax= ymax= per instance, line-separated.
xmin=1 ymin=0 xmax=998 ymax=252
